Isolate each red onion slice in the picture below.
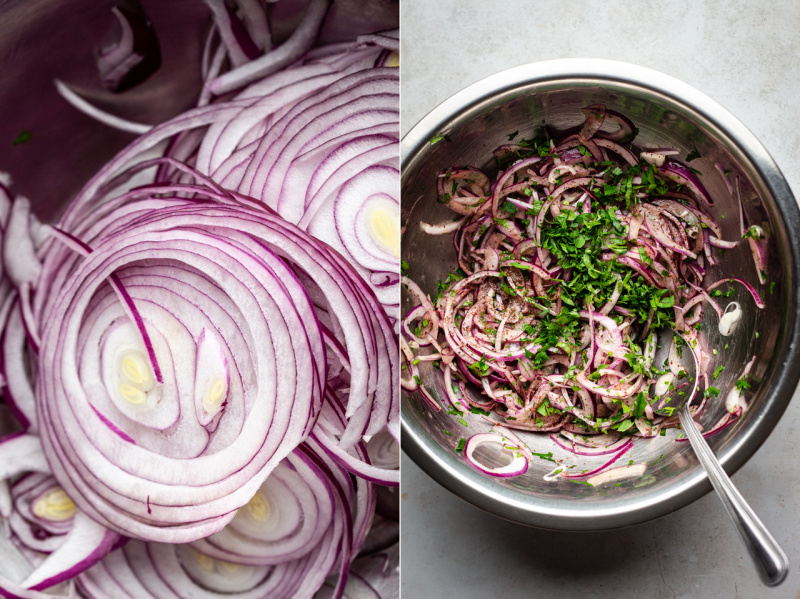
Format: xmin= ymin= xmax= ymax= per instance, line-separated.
xmin=206 ymin=0 xmax=331 ymax=96
xmin=21 ymin=512 xmax=120 ymax=592
xmin=97 ymin=6 xmax=161 ymax=92
xmin=463 ymin=433 xmax=529 ymax=477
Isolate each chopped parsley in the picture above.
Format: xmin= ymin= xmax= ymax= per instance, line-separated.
xmin=468 ymin=354 xmax=493 ymax=377
xmin=734 ymin=376 xmax=751 ymax=392
xmin=12 ymin=130 xmax=32 ymax=146
xmin=742 ymin=226 xmax=762 ymax=240
xmin=500 ymin=200 xmax=517 ymax=214
xmin=615 ymin=419 xmax=635 ymax=432
xmin=685 ymin=147 xmax=702 ymax=162
xmin=531 ymin=451 xmax=556 ymax=462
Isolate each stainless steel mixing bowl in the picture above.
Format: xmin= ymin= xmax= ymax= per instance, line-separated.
xmin=401 ymin=58 xmax=800 ymax=531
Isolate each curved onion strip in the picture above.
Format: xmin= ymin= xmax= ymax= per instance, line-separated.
xmin=22 ymin=512 xmax=120 ymax=591
xmin=205 ymin=0 xmax=331 ymax=96
xmin=463 ymin=433 xmax=528 ymax=477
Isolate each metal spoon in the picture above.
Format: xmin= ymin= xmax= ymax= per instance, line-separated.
xmin=652 ymin=328 xmax=788 ymax=586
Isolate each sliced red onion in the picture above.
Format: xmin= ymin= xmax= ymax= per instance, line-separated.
xmin=97 ymin=6 xmax=161 ymax=92
xmin=188 ymin=445 xmax=348 ymax=565
xmin=204 ymin=0 xmax=261 ymax=68
xmin=747 ymin=235 xmax=768 ymax=285
xmin=401 ymin=276 xmax=438 ymax=334
xmin=659 ymin=161 xmax=713 ymax=206
xmin=586 ymin=463 xmax=646 ymax=486
xmin=400 ymin=337 xmax=420 ymax=392
xmin=5 ymin=5 xmax=398 ymax=598
xmin=318 ymin=542 xmax=399 ymax=599
xmin=312 ymin=394 xmax=399 ymax=486
xmin=594 ymin=138 xmax=637 ymax=166
xmin=366 ymin=430 xmax=399 ymax=471
xmin=718 ymin=302 xmax=742 ymax=336
xmin=0 ymin=435 xmax=50 ymax=478
xmin=206 ymin=0 xmax=331 ymax=95
xmin=596 ymin=109 xmax=636 ymax=142
xmin=22 ymin=512 xmax=120 ymax=591
xmin=580 ymin=105 xmax=606 ymax=140
xmin=640 ymin=152 xmax=665 ymax=167
xmin=709 ymin=235 xmax=738 ymax=249
xmin=4 ymin=197 xmax=42 ymax=289
xmin=419 ymin=215 xmax=469 ymax=235
xmin=78 ymin=439 xmax=375 ymax=598
xmin=193 ymin=328 xmax=230 ymax=428
xmin=200 ymin=58 xmax=399 ymax=310
xmin=2 ymin=306 xmax=38 ymax=431
xmin=707 ymin=277 xmax=765 ymax=309
xmin=463 ymin=433 xmax=529 ymax=477
xmin=53 ymin=80 xmax=152 ymax=135
xmin=726 ymin=355 xmax=757 ymax=415
xmin=0 ymin=439 xmax=120 ymax=592
xmin=418 ymin=386 xmax=442 ymax=412
xmin=560 ymin=430 xmax=621 ymax=448
xmin=13 ymin=475 xmax=75 ymax=539
xmin=550 ymin=434 xmax=630 ymax=456
xmin=35 ymin=189 xmax=394 ymax=541
xmin=402 ymin=305 xmax=433 ymax=347
xmin=560 ymin=441 xmax=632 ymax=479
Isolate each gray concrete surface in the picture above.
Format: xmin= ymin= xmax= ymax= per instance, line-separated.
xmin=400 ymin=2 xmax=800 ymax=598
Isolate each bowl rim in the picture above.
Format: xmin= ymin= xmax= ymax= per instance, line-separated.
xmin=400 ymin=57 xmax=800 ymax=531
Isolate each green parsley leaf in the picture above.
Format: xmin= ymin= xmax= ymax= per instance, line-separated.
xmin=531 ymin=451 xmax=555 ymax=462
xmin=685 ymin=147 xmax=702 ymax=162
xmin=469 ymin=407 xmax=491 ymax=416
xmin=500 ymin=200 xmax=517 ymax=214
xmin=734 ymin=376 xmax=751 ymax=392
xmin=742 ymin=226 xmax=762 ymax=240
xmin=616 ymin=419 xmax=634 ymax=432
xmin=12 ymin=130 xmax=32 ymax=146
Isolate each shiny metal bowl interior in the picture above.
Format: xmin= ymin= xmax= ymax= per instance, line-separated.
xmin=401 ymin=59 xmax=800 ymax=531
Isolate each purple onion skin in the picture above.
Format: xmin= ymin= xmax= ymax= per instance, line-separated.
xmin=660 ymin=161 xmax=713 ymax=206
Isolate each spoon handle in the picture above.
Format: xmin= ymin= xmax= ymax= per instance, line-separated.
xmin=678 ymin=407 xmax=788 ymax=586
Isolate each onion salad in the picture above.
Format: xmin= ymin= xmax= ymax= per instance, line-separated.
xmin=403 ymin=105 xmax=765 ymax=484
xmin=0 ymin=1 xmax=398 ymax=598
